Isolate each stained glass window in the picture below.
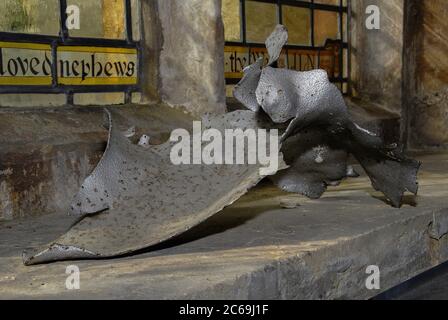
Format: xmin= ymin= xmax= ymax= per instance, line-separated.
xmin=0 ymin=0 xmax=60 ymax=35
xmin=223 ymin=0 xmax=350 ymax=96
xmin=0 ymin=0 xmax=142 ymax=105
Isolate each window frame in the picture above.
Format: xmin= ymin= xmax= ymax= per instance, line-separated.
xmin=225 ymin=0 xmax=350 ymax=94
xmin=0 ymin=0 xmax=142 ymax=104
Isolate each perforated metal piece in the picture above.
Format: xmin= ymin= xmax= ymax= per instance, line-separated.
xmin=265 ymin=24 xmax=288 ymax=66
xmin=23 ymin=110 xmax=284 ymax=265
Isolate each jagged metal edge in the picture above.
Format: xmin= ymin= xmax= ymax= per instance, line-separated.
xmin=266 ymin=24 xmax=288 ymax=66
xmin=233 ymin=57 xmax=264 ymax=112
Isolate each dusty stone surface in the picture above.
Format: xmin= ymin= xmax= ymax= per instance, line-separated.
xmin=413 ymin=88 xmax=448 ymax=147
xmin=0 ymin=154 xmax=447 ymax=300
xmin=157 ymin=0 xmax=226 ymax=116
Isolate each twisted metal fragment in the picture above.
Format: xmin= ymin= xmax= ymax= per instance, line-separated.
xmin=234 ymin=25 xmax=420 ymax=207
xmin=265 ymin=24 xmax=288 ymax=66
xmin=271 ymin=130 xmax=350 ymax=199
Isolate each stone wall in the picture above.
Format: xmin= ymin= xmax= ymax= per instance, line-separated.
xmin=408 ymin=0 xmax=448 ymax=148
xmin=154 ymin=0 xmax=226 ymax=116
xmin=350 ymin=0 xmax=448 ymax=149
xmin=350 ymin=0 xmax=404 ymax=115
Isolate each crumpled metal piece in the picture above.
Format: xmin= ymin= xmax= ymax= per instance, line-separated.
xmin=233 ymin=24 xmax=288 ymax=111
xmin=23 ymin=110 xmax=284 ymax=265
xmin=271 ymin=130 xmax=350 ymax=199
xmin=234 ymin=25 xmax=420 ymax=208
xmin=265 ymin=24 xmax=288 ymax=66
xmin=233 ymin=57 xmax=263 ymax=112
xmin=256 ymin=67 xmax=342 ymax=124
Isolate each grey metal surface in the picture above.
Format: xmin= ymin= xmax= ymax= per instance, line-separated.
xmin=265 ymin=24 xmax=288 ymax=66
xmin=271 ymin=130 xmax=350 ymax=199
xmin=23 ymin=110 xmax=283 ymax=265
xmin=234 ymin=25 xmax=420 ymax=208
xmin=233 ymin=57 xmax=263 ymax=112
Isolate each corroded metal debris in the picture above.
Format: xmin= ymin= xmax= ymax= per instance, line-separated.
xmin=23 ymin=25 xmax=420 ymax=265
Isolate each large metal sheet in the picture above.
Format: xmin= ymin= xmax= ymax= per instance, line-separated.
xmin=23 ymin=110 xmax=284 ymax=265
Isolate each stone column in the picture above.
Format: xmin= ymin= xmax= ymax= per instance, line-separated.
xmin=350 ymin=0 xmax=404 ymax=115
xmin=407 ymin=0 xmax=448 ymax=148
xmin=154 ymin=0 xmax=226 ymax=116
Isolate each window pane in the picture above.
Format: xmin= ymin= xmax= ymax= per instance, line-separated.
xmin=282 ymin=6 xmax=311 ymax=46
xmin=0 ymin=0 xmax=60 ymax=35
xmin=334 ymin=47 xmax=342 ymax=77
xmin=222 ymin=0 xmax=241 ymax=42
xmin=67 ymin=0 xmax=126 ymax=39
xmin=225 ymin=46 xmax=250 ymax=75
xmin=301 ymin=54 xmax=317 ymax=71
xmin=246 ymin=1 xmax=277 ymax=43
xmin=74 ymin=92 xmax=125 ymax=105
xmin=319 ymin=50 xmax=336 ymax=77
xmin=314 ymin=10 xmax=339 ymax=46
xmin=314 ymin=0 xmax=340 ymax=5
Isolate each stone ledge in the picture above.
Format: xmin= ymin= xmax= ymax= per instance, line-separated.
xmin=0 ymin=104 xmax=194 ymax=221
xmin=0 ymin=154 xmax=447 ymax=299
